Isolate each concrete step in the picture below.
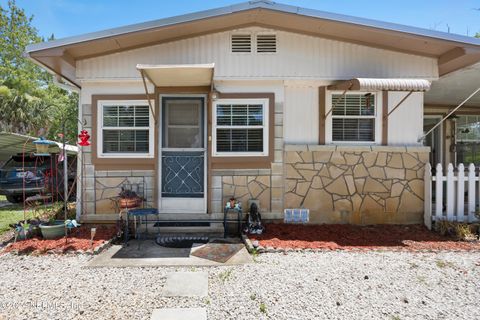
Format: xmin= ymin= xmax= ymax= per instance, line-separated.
xmin=155 ymin=212 xmax=225 ymax=220
xmin=133 ymin=221 xmax=226 ymax=238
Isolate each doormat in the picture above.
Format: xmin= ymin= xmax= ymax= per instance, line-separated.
xmin=155 ymin=236 xmax=209 ymax=248
xmin=153 ymin=222 xmax=210 ymax=227
xmin=191 ymin=243 xmax=244 ymax=263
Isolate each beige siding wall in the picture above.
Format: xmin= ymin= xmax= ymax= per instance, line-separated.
xmin=77 ymin=27 xmax=438 ymax=81
xmin=387 ymin=92 xmax=424 ymax=145
xmin=284 ymin=84 xmax=320 ymax=144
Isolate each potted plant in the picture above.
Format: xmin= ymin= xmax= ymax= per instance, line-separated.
xmin=39 ymin=217 xmax=66 ymax=240
xmin=10 ymin=219 xmax=42 ymax=241
xmin=118 ymin=188 xmax=142 ymax=208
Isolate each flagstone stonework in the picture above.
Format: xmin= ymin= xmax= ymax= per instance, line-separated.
xmin=284 ymin=145 xmax=430 ymax=224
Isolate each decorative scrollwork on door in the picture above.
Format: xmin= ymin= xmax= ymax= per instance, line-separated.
xmin=161 ymin=151 xmax=204 ymax=198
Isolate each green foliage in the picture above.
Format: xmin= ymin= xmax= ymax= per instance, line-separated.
xmin=218 ymin=268 xmax=233 ymax=283
xmin=259 ymin=302 xmax=267 ymax=314
xmin=0 ymin=0 xmax=78 ymax=142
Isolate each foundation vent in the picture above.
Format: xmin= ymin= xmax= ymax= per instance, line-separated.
xmin=284 ymin=209 xmax=309 ymax=224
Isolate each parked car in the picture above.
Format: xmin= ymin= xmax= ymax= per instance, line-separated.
xmin=0 ymin=154 xmax=76 ymax=203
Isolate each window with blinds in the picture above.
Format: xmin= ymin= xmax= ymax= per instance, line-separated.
xmin=213 ymin=100 xmax=268 ymax=155
xmin=331 ymin=94 xmax=375 ymax=142
xmin=256 ymin=34 xmax=276 ymax=53
xmin=231 ymin=34 xmax=252 ymax=53
xmin=100 ymin=103 xmax=153 ymax=155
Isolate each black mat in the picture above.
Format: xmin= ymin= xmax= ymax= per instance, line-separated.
xmin=153 ymin=222 xmax=210 ymax=227
xmin=155 ymin=236 xmax=209 ymax=248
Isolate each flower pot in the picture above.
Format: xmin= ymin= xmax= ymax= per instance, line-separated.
xmin=39 ymin=221 xmax=65 ymax=239
xmin=119 ymin=197 xmax=141 ymax=208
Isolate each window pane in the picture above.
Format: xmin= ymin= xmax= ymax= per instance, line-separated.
xmin=163 ymin=99 xmax=203 ymax=148
xmin=248 ymin=105 xmax=263 ymax=125
xmin=103 ymin=104 xmax=149 ymax=128
xmin=216 ymin=105 xmax=232 ymax=126
xmin=103 ymin=106 xmax=118 ymax=117
xmin=167 ymin=101 xmax=200 ymax=125
xmin=332 ymin=94 xmax=375 ymax=116
xmin=216 ymin=128 xmax=263 ymax=152
xmin=102 ymin=130 xmax=149 ymax=153
xmin=332 ymin=118 xmax=375 ymax=142
xmin=216 ymin=104 xmax=264 ymax=127
xmin=118 ymin=117 xmax=135 ymax=127
xmin=103 ymin=117 xmax=118 ymax=127
xmin=168 ymin=128 xmax=202 ymax=148
xmin=231 ymin=105 xmax=248 ymax=125
xmin=119 ymin=105 xmax=134 ymax=117
xmin=135 ymin=117 xmax=149 ymax=127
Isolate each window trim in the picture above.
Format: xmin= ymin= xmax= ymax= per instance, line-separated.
xmin=212 ymin=98 xmax=270 ymax=157
xmin=325 ymin=91 xmax=382 ymax=145
xmin=97 ymin=100 xmax=155 ymax=158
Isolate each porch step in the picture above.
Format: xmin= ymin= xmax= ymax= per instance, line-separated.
xmin=155 ymin=212 xmax=225 ymax=220
xmin=140 ymin=222 xmax=226 ymax=238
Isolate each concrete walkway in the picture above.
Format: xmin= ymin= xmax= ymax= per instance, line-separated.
xmin=164 ymin=272 xmax=208 ymax=297
xmin=151 ymin=272 xmax=209 ymax=319
xmin=150 ymin=308 xmax=207 ymax=320
xmin=88 ymin=239 xmax=252 ymax=267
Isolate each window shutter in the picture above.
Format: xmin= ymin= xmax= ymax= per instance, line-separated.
xmin=231 ymin=34 xmax=251 ymax=53
xmin=256 ymin=34 xmax=276 ymax=53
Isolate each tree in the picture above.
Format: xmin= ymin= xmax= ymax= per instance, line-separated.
xmin=0 ymin=0 xmax=78 ymax=143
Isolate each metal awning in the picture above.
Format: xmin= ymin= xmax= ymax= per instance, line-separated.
xmin=136 ymin=63 xmax=215 ymax=87
xmin=0 ymin=132 xmax=78 ymax=162
xmin=327 ymin=78 xmax=431 ymax=92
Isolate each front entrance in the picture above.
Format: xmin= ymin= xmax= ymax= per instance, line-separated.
xmin=158 ymin=96 xmax=207 ymax=213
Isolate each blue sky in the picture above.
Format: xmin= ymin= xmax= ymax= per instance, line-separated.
xmin=2 ymin=0 xmax=480 ymax=40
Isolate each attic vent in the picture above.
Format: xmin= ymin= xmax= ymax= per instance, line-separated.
xmin=256 ymin=34 xmax=277 ymax=53
xmin=231 ymin=34 xmax=251 ymax=53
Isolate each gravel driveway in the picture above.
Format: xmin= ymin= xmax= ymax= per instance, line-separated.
xmin=0 ymin=251 xmax=479 ymax=320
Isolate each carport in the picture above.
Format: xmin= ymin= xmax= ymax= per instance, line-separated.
xmin=0 ymin=132 xmax=78 ymax=163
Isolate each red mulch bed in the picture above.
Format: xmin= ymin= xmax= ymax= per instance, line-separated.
xmin=249 ymin=224 xmax=480 ymax=251
xmin=2 ymin=225 xmax=116 ymax=255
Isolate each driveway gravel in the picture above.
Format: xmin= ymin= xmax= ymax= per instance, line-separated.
xmin=0 ymin=251 xmax=479 ymax=320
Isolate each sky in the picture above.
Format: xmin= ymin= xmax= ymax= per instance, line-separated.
xmin=2 ymin=0 xmax=480 ymax=40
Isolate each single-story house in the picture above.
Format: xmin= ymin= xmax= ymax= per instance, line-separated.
xmin=25 ymin=1 xmax=480 ymax=226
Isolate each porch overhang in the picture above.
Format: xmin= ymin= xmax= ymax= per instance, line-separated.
xmin=136 ymin=63 xmax=215 ymax=87
xmin=327 ymin=78 xmax=431 ymax=92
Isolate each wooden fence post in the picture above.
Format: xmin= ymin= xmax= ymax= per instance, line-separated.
xmin=468 ymin=163 xmax=476 ymax=223
xmin=424 ymin=163 xmax=432 ymax=230
xmin=446 ymin=163 xmax=455 ymax=221
xmin=456 ymin=163 xmax=465 ymax=222
xmin=435 ymin=163 xmax=443 ymax=222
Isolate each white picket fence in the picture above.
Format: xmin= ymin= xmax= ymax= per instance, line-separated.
xmin=424 ymin=162 xmax=479 ymax=229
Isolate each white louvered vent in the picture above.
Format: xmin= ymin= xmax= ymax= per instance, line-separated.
xmin=231 ymin=34 xmax=252 ymax=53
xmin=256 ymin=34 xmax=277 ymax=53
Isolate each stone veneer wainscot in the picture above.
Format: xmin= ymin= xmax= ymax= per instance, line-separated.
xmin=284 ymin=145 xmax=430 ymax=224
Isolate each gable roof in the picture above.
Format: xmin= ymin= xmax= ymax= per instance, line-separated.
xmin=26 ymin=0 xmax=480 ymax=87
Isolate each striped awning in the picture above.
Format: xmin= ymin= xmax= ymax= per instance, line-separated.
xmin=328 ymin=78 xmax=431 ymax=92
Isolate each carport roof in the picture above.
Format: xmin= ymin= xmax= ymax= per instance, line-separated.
xmin=0 ymin=132 xmax=78 ymax=162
